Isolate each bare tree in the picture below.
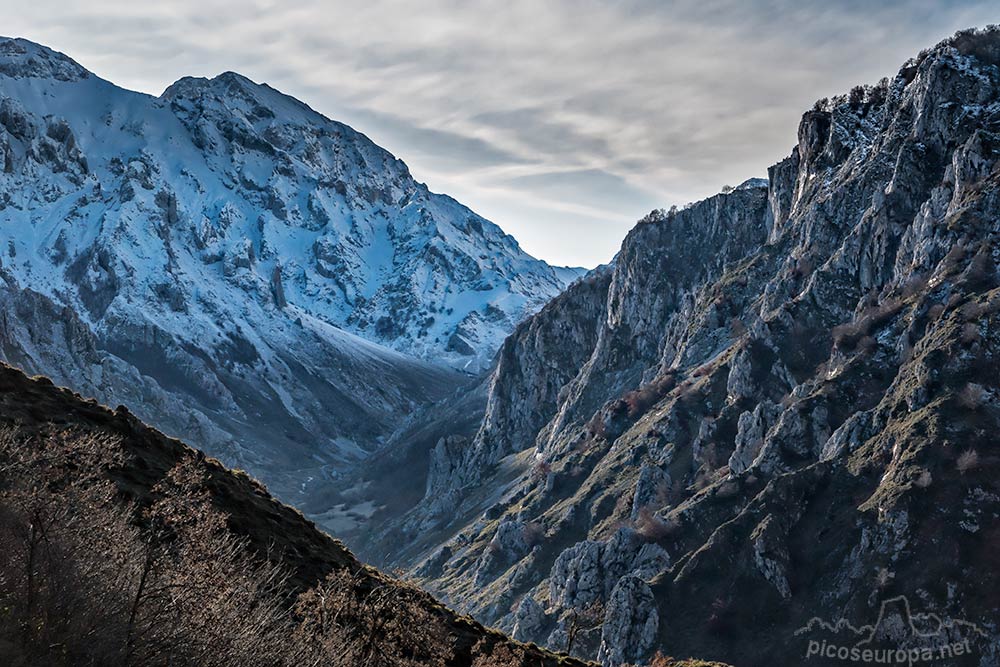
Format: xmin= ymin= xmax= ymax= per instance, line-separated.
xmin=565 ymin=600 xmax=605 ymax=656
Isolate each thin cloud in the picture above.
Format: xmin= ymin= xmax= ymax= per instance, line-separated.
xmin=1 ymin=0 xmax=997 ymax=266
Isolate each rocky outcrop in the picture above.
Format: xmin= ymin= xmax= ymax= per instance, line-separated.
xmin=631 ymin=463 xmax=671 ymax=520
xmin=597 ymin=576 xmax=659 ymax=666
xmin=511 ymin=595 xmax=546 ymax=642
xmin=474 ymin=519 xmax=534 ymax=586
xmin=499 ymin=526 xmax=669 ymax=655
xmin=548 ymin=528 xmax=670 ymax=609
xmin=728 ymin=400 xmax=782 ymax=474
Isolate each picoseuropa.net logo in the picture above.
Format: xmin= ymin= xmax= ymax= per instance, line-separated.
xmin=794 ymin=596 xmax=987 ymax=665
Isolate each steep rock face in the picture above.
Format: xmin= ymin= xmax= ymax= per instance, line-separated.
xmin=378 ymin=30 xmax=1000 ymax=667
xmin=0 ymin=37 xmax=579 ymax=506
xmin=479 ymin=266 xmax=613 ymax=466
xmin=597 ymin=576 xmax=659 ymax=666
xmin=539 ymin=185 xmax=771 ymax=456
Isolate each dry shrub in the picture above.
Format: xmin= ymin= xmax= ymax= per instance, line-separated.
xmin=634 ymin=507 xmax=678 ymax=542
xmin=530 ymin=459 xmax=552 ymax=483
xmin=588 ymin=399 xmax=629 ymax=441
xmin=960 ymin=301 xmax=988 ymax=321
xmin=294 ymin=569 xmax=450 ymax=667
xmin=470 ymin=640 xmax=526 ymax=667
xmin=564 ymin=600 xmax=605 ymax=655
xmin=0 ymin=428 xmax=306 ymax=667
xmin=623 ymin=374 xmax=676 ymax=418
xmin=964 ymin=247 xmax=995 ymax=287
xmin=958 ymin=382 xmax=987 ymax=410
xmin=902 ymin=273 xmax=929 ymax=298
xmin=941 ymin=244 xmax=968 ymax=274
xmin=957 ymin=449 xmax=980 ymax=474
xmin=0 ymin=426 xmax=467 ymax=667
xmin=928 ymin=303 xmax=946 ymax=320
xmin=586 ymin=413 xmax=608 ymax=440
xmin=833 ymin=298 xmax=903 ymax=350
xmin=522 ymin=521 xmax=545 ymax=547
xmin=832 ymin=321 xmax=864 ymax=349
xmin=650 ymin=652 xmax=681 ymax=667
xmin=961 ymin=322 xmax=980 ymax=345
xmin=914 ymin=470 xmax=933 ymax=488
xmin=948 ymin=25 xmax=1000 ymax=66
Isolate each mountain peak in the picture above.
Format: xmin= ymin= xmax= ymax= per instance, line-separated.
xmin=161 ymin=71 xmax=262 ymax=100
xmin=0 ymin=37 xmax=580 ymax=508
xmin=0 ymin=37 xmax=89 ymax=82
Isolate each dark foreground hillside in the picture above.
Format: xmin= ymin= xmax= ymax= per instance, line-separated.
xmin=0 ymin=362 xmax=619 ymax=667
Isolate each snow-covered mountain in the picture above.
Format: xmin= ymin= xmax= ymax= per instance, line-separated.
xmin=0 ymin=37 xmax=581 ymax=501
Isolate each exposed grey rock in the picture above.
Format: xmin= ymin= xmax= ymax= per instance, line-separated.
xmin=750 ymin=514 xmax=792 ymax=600
xmin=511 ymin=595 xmax=546 ymax=642
xmin=414 ymin=545 xmax=452 ymax=578
xmin=425 ymin=436 xmax=474 ymax=499
xmin=631 ymin=463 xmax=671 ymax=520
xmin=550 ymin=540 xmax=605 ymax=609
xmin=631 ymin=543 xmax=670 ymax=581
xmin=821 ymin=409 xmax=873 ymax=460
xmin=597 ymin=576 xmax=658 ymax=667
xmin=729 ymin=400 xmax=781 ymax=475
xmin=474 ymin=518 xmax=533 ymax=586
xmin=427 ymin=269 xmax=612 ymax=495
xmin=726 ymin=346 xmax=755 ymax=401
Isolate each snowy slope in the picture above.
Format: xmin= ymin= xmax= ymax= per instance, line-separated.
xmin=0 ymin=37 xmax=581 ymax=500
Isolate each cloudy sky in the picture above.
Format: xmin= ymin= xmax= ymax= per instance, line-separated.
xmin=3 ymin=1 xmax=997 ymax=266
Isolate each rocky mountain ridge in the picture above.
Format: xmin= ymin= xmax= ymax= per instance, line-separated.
xmin=0 ymin=37 xmax=580 ymax=506
xmin=354 ymin=28 xmax=1000 ymax=667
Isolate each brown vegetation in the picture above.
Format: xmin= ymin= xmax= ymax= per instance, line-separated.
xmin=623 ymin=374 xmax=676 ymax=419
xmin=564 ymin=601 xmax=605 ymax=656
xmin=634 ymin=506 xmax=678 ymax=542
xmin=0 ymin=364 xmax=595 ymax=667
xmin=958 ymin=382 xmax=987 ymax=410
xmin=645 ymin=654 xmax=731 ymax=667
xmin=832 ymin=298 xmax=903 ymax=350
xmin=0 ymin=428 xmax=305 ymax=667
